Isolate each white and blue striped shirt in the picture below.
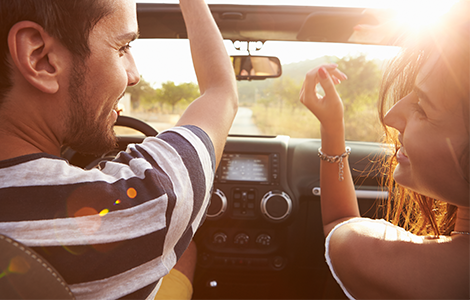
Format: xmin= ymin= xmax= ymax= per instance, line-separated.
xmin=0 ymin=125 xmax=215 ymax=299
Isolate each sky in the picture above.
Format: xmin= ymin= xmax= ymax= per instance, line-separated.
xmin=131 ymin=40 xmax=400 ymax=88
xmin=137 ymin=0 xmax=453 ymax=9
xmin=132 ymin=0 xmax=458 ymax=87
xmin=137 ymin=0 xmax=459 ymax=10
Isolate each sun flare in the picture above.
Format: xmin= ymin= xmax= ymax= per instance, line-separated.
xmin=391 ymin=0 xmax=459 ymax=31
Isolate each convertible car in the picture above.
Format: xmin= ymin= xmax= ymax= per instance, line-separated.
xmin=60 ymin=1 xmax=449 ymax=299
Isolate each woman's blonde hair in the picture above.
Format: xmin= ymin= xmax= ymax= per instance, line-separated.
xmin=377 ymin=1 xmax=469 ymax=236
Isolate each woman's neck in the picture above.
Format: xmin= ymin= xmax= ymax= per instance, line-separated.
xmin=454 ymin=207 xmax=470 ymax=233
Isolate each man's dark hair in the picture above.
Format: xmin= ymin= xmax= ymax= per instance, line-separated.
xmin=0 ymin=0 xmax=113 ymax=105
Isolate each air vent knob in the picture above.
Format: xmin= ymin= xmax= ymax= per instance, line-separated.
xmin=212 ymin=232 xmax=228 ymax=245
xmin=233 ymin=233 xmax=250 ymax=246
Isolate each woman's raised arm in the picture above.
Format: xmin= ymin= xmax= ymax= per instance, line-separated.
xmin=299 ymin=64 xmax=360 ymax=235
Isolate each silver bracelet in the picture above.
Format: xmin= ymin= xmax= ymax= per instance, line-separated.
xmin=318 ymin=147 xmax=351 ymax=181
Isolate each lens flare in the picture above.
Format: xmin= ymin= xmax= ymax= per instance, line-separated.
xmin=8 ymin=256 xmax=30 ymax=274
xmin=74 ymin=207 xmax=101 ymax=235
xmin=74 ymin=207 xmax=98 ymax=218
xmin=391 ymin=0 xmax=459 ymax=31
xmin=127 ymin=187 xmax=137 ymax=199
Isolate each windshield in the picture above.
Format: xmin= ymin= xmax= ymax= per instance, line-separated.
xmin=123 ymin=39 xmax=399 ymax=142
xmin=137 ymin=0 xmax=450 ymax=9
xmin=121 ymin=0 xmax=456 ymax=141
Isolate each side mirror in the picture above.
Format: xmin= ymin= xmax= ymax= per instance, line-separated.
xmin=231 ymin=56 xmax=282 ymax=81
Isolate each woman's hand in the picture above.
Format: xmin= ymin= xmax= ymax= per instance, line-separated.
xmin=300 ymin=64 xmax=358 ymax=236
xmin=299 ymin=64 xmax=347 ymax=134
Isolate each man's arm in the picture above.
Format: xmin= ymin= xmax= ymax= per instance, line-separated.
xmin=176 ymin=0 xmax=238 ymax=167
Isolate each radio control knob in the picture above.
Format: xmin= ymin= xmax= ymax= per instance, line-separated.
xmin=207 ymin=189 xmax=227 ymax=219
xmin=260 ymin=191 xmax=292 ymax=221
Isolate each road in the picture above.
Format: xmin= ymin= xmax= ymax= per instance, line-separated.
xmin=229 ymin=107 xmax=261 ymax=135
xmin=124 ymin=107 xmax=261 ymax=136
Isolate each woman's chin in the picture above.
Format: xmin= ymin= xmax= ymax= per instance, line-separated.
xmin=393 ymin=165 xmax=413 ymax=190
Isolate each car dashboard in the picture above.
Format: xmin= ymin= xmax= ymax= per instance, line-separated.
xmin=193 ymin=135 xmax=387 ymax=299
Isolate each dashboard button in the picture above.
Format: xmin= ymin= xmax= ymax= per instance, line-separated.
xmin=233 ymin=191 xmax=241 ymax=199
xmin=272 ymin=256 xmax=285 ymax=269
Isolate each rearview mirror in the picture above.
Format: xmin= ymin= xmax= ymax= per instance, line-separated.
xmin=231 ymin=56 xmax=282 ymax=81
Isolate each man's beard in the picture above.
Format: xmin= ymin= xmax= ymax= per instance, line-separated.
xmin=63 ymin=59 xmax=118 ymax=156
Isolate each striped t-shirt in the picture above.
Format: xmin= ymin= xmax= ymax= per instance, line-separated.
xmin=0 ymin=125 xmax=215 ymax=299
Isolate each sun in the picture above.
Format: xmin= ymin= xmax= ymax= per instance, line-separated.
xmin=391 ymin=0 xmax=459 ymax=31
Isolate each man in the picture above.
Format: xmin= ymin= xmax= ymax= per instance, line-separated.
xmin=0 ymin=0 xmax=238 ymax=298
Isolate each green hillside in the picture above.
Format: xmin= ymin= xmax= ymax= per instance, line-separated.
xmin=237 ymin=56 xmax=338 ymax=105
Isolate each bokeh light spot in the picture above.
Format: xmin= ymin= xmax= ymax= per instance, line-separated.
xmin=74 ymin=207 xmax=98 ymax=218
xmin=127 ymin=188 xmax=137 ymax=199
xmin=73 ymin=207 xmax=101 ymax=235
xmin=8 ymin=256 xmax=30 ymax=274
xmin=61 ymin=245 xmax=88 ymax=256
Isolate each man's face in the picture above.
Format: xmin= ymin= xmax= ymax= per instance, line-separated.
xmin=63 ymin=0 xmax=139 ymax=155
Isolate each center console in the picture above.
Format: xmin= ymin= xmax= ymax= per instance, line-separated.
xmin=208 ymin=152 xmax=292 ymax=222
xmin=195 ymin=136 xmax=295 ymax=273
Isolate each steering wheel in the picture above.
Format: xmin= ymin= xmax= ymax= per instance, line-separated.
xmin=83 ymin=115 xmax=159 ymax=169
xmin=114 ymin=115 xmax=158 ymax=137
xmin=84 ymin=115 xmax=159 ymax=169
xmin=61 ymin=115 xmax=158 ymax=169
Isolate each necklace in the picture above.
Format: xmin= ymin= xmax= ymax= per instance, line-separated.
xmin=450 ymin=231 xmax=470 ymax=236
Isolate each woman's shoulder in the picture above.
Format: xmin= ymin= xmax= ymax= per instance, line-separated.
xmin=329 ymin=218 xmax=423 ymax=243
xmin=327 ymin=217 xmax=469 ymax=299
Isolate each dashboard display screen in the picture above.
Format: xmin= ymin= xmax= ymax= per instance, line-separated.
xmin=220 ymin=153 xmax=269 ymax=182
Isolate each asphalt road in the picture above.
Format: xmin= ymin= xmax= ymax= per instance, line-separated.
xmin=123 ymin=107 xmax=261 ymax=136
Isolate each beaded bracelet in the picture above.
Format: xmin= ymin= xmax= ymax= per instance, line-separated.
xmin=318 ymin=147 xmax=351 ymax=181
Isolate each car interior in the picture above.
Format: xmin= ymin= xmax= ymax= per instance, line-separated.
xmin=63 ymin=2 xmax=394 ymax=299
xmin=68 ymin=2 xmax=394 ymax=299
xmin=3 ymin=0 xmax=442 ymax=299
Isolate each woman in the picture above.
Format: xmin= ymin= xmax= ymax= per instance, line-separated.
xmin=299 ymin=2 xmax=469 ymax=299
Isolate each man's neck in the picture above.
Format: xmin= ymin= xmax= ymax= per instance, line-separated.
xmin=0 ymin=113 xmax=62 ymax=161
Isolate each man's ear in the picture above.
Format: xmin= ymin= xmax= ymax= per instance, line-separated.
xmin=8 ymin=21 xmax=67 ymax=94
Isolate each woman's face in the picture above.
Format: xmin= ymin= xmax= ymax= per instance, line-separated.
xmin=383 ymin=54 xmax=469 ymax=206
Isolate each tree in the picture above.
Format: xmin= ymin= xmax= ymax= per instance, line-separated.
xmin=156 ymin=81 xmax=200 ymax=113
xmin=274 ymin=76 xmax=303 ymax=111
xmin=258 ymin=75 xmax=302 ymax=112
xmin=125 ymin=76 xmax=156 ymax=109
xmin=335 ymin=54 xmax=381 ymax=108
xmin=335 ymin=54 xmax=383 ymax=141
